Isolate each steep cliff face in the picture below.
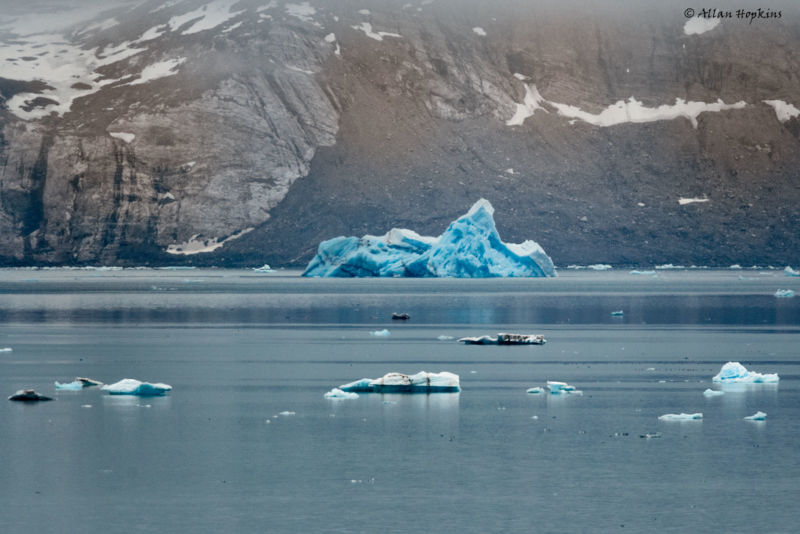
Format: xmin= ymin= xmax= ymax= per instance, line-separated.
xmin=1 ymin=0 xmax=799 ymax=266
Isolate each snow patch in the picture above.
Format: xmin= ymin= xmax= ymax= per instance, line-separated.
xmin=285 ymin=2 xmax=317 ymax=23
xmin=351 ymin=22 xmax=402 ymax=41
xmin=679 ymin=197 xmax=709 ymax=205
xmin=128 ymin=57 xmax=186 ymax=86
xmin=109 ymin=132 xmax=135 ymax=143
xmin=166 ymin=228 xmax=254 ymax=255
xmin=506 ymin=84 xmax=548 ymax=126
xmin=684 ymin=17 xmax=720 ymax=36
xmin=472 ymin=27 xmax=487 ymax=36
xmin=763 ymin=100 xmax=800 ymax=122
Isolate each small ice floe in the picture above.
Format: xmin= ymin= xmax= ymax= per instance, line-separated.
xmin=437 ymin=335 xmax=454 ymax=341
xmin=703 ymin=389 xmax=725 ymax=398
xmin=655 ymin=264 xmax=685 ymax=270
xmin=526 ymin=387 xmax=545 ymax=394
xmin=588 ymin=264 xmax=612 ymax=271
xmin=610 ymin=310 xmax=624 ymax=317
xmin=629 ymin=270 xmax=656 ymax=275
xmin=458 ymin=333 xmax=546 ymax=345
xmin=324 ymin=388 xmax=359 ymax=400
xmin=55 ymin=380 xmax=84 ymax=391
xmin=785 ymin=266 xmax=800 ymax=277
xmin=775 ymin=289 xmax=795 ymax=298
xmin=81 ymin=404 xmax=92 ymax=408
xmin=0 ymin=348 xmax=12 ymax=352
xmin=744 ymin=411 xmax=767 ymax=421
xmin=640 ymin=432 xmax=661 ymax=439
xmin=101 ymin=379 xmax=172 ymax=396
xmin=252 ymin=264 xmax=273 ymax=273
xmin=546 ymin=381 xmax=582 ymax=395
xmin=370 ymin=329 xmax=391 ymax=337
xmin=658 ymin=413 xmax=703 ymax=421
xmin=337 ymin=371 xmax=460 ymax=393
xmin=279 ymin=411 xmax=296 ymax=416
xmin=712 ymin=362 xmax=779 ymax=384
xmin=8 ymin=389 xmax=53 ymax=402
xmin=391 ymin=312 xmax=410 ymax=320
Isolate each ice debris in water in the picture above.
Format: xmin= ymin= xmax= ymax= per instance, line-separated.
xmin=338 ymin=371 xmax=460 ymax=393
xmin=252 ymin=264 xmax=273 ymax=273
xmin=55 ymin=380 xmax=84 ymax=391
xmin=101 ymin=379 xmax=172 ymax=396
xmin=658 ymin=413 xmax=703 ymax=421
xmin=546 ymin=381 xmax=582 ymax=395
xmin=279 ymin=411 xmax=295 ymax=416
xmin=588 ymin=264 xmax=612 ymax=270
xmin=703 ymin=389 xmax=725 ymax=397
xmin=783 ymin=266 xmax=799 ymax=277
xmin=0 ymin=347 xmax=12 ymax=352
xmin=324 ymin=388 xmax=359 ymax=400
xmin=630 ymin=270 xmax=656 ymax=275
xmin=370 ymin=329 xmax=391 ymax=337
xmin=610 ymin=310 xmax=624 ymax=316
xmin=526 ymin=387 xmax=545 ymax=394
xmin=437 ymin=335 xmax=454 ymax=341
xmin=712 ymin=362 xmax=779 ymax=384
xmin=302 ymin=199 xmax=556 ymax=278
xmin=744 ymin=411 xmax=767 ymax=421
xmin=774 ymin=289 xmax=795 ymax=298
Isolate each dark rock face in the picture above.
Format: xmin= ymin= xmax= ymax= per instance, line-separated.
xmin=1 ymin=0 xmax=799 ymax=267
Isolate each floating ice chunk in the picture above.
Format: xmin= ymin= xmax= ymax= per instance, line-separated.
xmin=703 ymin=389 xmax=725 ymax=398
xmin=526 ymin=387 xmax=545 ymax=394
xmin=279 ymin=411 xmax=296 ymax=416
xmin=610 ymin=310 xmax=624 ymax=317
xmin=729 ymin=264 xmax=743 ymax=270
xmin=744 ymin=411 xmax=767 ymax=421
xmin=370 ymin=329 xmax=391 ymax=337
xmin=785 ymin=266 xmax=800 ymax=277
xmin=303 ymin=199 xmax=556 ymax=278
xmin=0 ymin=348 xmax=12 ymax=352
xmin=324 ymin=388 xmax=359 ymax=399
xmin=630 ymin=270 xmax=656 ymax=275
xmin=252 ymin=264 xmax=273 ymax=273
xmin=459 ymin=333 xmax=546 ymax=345
xmin=588 ymin=264 xmax=612 ymax=271
xmin=8 ymin=389 xmax=53 ymax=402
xmin=775 ymin=289 xmax=795 ymax=298
xmin=546 ymin=381 xmax=582 ymax=395
xmin=55 ymin=380 xmax=84 ymax=391
xmin=712 ymin=362 xmax=779 ymax=384
xmin=102 ymin=379 xmax=172 ymax=396
xmin=338 ymin=371 xmax=461 ymax=393
xmin=655 ymin=264 xmax=685 ymax=270
xmin=437 ymin=335 xmax=454 ymax=341
xmin=658 ymin=412 xmax=703 ymax=421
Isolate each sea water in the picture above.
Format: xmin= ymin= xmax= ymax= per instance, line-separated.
xmin=0 ymin=269 xmax=798 ymax=533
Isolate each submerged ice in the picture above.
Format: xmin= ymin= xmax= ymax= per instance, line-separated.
xmin=303 ymin=199 xmax=556 ymax=278
xmin=337 ymin=371 xmax=461 ymax=393
xmin=712 ymin=362 xmax=779 ymax=384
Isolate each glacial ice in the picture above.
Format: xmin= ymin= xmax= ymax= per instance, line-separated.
xmin=102 ymin=378 xmax=172 ymax=396
xmin=324 ymin=388 xmax=359 ymax=400
xmin=55 ymin=380 xmax=84 ymax=391
xmin=744 ymin=411 xmax=767 ymax=421
xmin=370 ymin=329 xmax=391 ymax=337
xmin=526 ymin=387 xmax=545 ymax=394
xmin=658 ymin=413 xmax=703 ymax=421
xmin=546 ymin=381 xmax=582 ymax=395
xmin=0 ymin=348 xmax=12 ymax=352
xmin=785 ymin=266 xmax=800 ymax=277
xmin=712 ymin=362 xmax=779 ymax=384
xmin=774 ymin=289 xmax=795 ymax=298
xmin=303 ymin=199 xmax=556 ymax=278
xmin=337 ymin=371 xmax=461 ymax=393
xmin=703 ymin=389 xmax=725 ymax=398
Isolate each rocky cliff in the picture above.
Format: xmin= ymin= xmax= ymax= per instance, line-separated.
xmin=1 ymin=0 xmax=799 ymax=267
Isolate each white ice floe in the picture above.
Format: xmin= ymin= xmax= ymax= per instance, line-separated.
xmin=610 ymin=310 xmax=624 ymax=317
xmin=763 ymin=100 xmax=800 ymax=122
xmin=526 ymin=387 xmax=545 ymax=394
xmin=785 ymin=266 xmax=800 ymax=277
xmin=506 ymin=84 xmax=548 ymax=126
xmin=683 ymin=17 xmax=720 ymax=36
xmin=655 ymin=264 xmax=686 ymax=270
xmin=109 ymin=132 xmax=135 ymax=143
xmin=128 ymin=57 xmax=186 ymax=86
xmin=588 ymin=264 xmax=612 ymax=271
xmin=703 ymin=388 xmax=725 ymax=397
xmin=324 ymin=388 xmax=359 ymax=399
xmin=102 ymin=378 xmax=172 ymax=396
xmin=658 ymin=412 xmax=703 ymax=421
xmin=513 ymin=73 xmax=529 ymax=81
xmin=679 ymin=197 xmax=709 ymax=205
xmin=630 ymin=270 xmax=656 ymax=275
xmin=546 ymin=381 xmax=582 ymax=395
xmin=744 ymin=411 xmax=767 ymax=421
xmin=351 ymin=22 xmax=402 ymax=41
xmin=370 ymin=329 xmax=391 ymax=337
xmin=252 ymin=264 xmax=274 ymax=273
xmin=285 ymin=2 xmax=317 ymax=23
xmin=0 ymin=348 xmax=12 ymax=352
xmin=166 ymin=228 xmax=253 ymax=255
xmin=437 ymin=335 xmax=454 ymax=340
xmin=472 ymin=27 xmax=487 ymax=36
xmin=729 ymin=264 xmax=743 ymax=270
xmin=279 ymin=411 xmax=296 ymax=416
xmin=712 ymin=362 xmax=779 ymax=384
xmin=55 ymin=380 xmax=84 ymax=391
xmin=338 ymin=371 xmax=460 ymax=393
xmin=775 ymin=289 xmax=795 ymax=298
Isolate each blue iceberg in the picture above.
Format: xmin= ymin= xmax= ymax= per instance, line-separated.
xmin=101 ymin=378 xmax=172 ymax=396
xmin=712 ymin=362 xmax=779 ymax=384
xmin=303 ymin=199 xmax=556 ymax=278
xmin=337 ymin=371 xmax=461 ymax=393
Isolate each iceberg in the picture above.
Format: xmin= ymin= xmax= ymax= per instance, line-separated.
xmin=458 ymin=333 xmax=546 ymax=345
xmin=337 ymin=371 xmax=460 ymax=393
xmin=303 ymin=199 xmax=556 ymax=278
xmin=702 ymin=388 xmax=725 ymax=398
xmin=8 ymin=389 xmax=53 ymax=402
xmin=101 ymin=378 xmax=172 ymax=396
xmin=55 ymin=380 xmax=84 ymax=391
xmin=324 ymin=388 xmax=359 ymax=399
xmin=785 ymin=266 xmax=799 ymax=277
xmin=252 ymin=264 xmax=274 ymax=273
xmin=774 ymin=289 xmax=795 ymax=298
xmin=658 ymin=412 xmax=703 ymax=421
xmin=610 ymin=310 xmax=624 ymax=317
xmin=546 ymin=381 xmax=582 ymax=395
xmin=712 ymin=362 xmax=779 ymax=384
xmin=744 ymin=411 xmax=767 ymax=421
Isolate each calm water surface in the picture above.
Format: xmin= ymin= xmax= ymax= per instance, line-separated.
xmin=1 ymin=269 xmax=799 ymax=533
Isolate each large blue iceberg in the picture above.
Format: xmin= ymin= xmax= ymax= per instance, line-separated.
xmin=337 ymin=371 xmax=461 ymax=393
xmin=303 ymin=199 xmax=556 ymax=277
